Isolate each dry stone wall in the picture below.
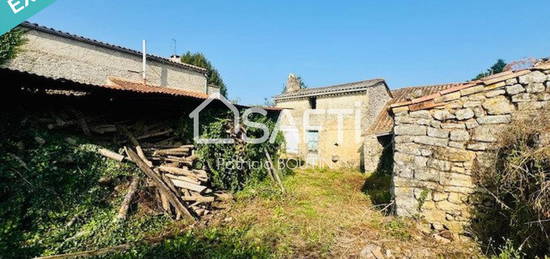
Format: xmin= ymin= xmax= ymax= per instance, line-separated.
xmin=390 ymin=66 xmax=550 ymax=234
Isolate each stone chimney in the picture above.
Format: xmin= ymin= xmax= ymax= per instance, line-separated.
xmin=286 ymin=73 xmax=301 ymax=93
xmin=170 ymin=55 xmax=181 ymax=63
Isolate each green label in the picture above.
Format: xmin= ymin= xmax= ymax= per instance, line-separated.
xmin=0 ymin=0 xmax=57 ymax=35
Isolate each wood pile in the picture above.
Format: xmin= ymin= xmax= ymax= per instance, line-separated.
xmin=124 ymin=143 xmax=229 ymax=221
xmin=35 ymin=109 xmax=232 ymax=221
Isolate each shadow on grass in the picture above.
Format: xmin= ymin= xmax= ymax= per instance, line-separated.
xmin=362 ymin=173 xmax=392 ymax=206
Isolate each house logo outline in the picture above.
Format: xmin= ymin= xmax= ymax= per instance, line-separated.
xmin=189 ymin=93 xmax=240 ymax=144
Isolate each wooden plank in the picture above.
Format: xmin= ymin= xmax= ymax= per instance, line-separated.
xmin=149 ymin=156 xmax=194 ymax=165
xmin=160 ymin=192 xmax=170 ymax=212
xmin=115 ymin=177 xmax=140 ymax=222
xmin=181 ymin=195 xmax=215 ymax=203
xmin=164 ymin=174 xmax=202 ymax=185
xmin=120 ymin=126 xmax=152 ymax=167
xmin=264 ymin=148 xmax=285 ymax=193
xmin=153 ymin=147 xmax=191 ymax=156
xmin=137 ymin=129 xmax=173 ymax=140
xmin=158 ymin=166 xmax=197 ymax=178
xmin=172 ymin=179 xmax=207 ymax=193
xmin=159 ymin=170 xmax=181 ymax=196
xmin=125 ymin=147 xmax=195 ymax=220
xmin=192 ymin=169 xmax=208 ymax=178
xmin=98 ymin=148 xmax=125 ymax=162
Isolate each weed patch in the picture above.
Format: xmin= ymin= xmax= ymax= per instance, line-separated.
xmin=472 ymin=109 xmax=550 ymax=257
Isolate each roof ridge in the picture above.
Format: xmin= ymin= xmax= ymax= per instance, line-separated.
xmin=275 ymin=78 xmax=385 ymax=100
xmin=19 ymin=22 xmax=208 ymax=74
xmin=391 ymin=82 xmax=465 ymax=92
xmin=308 ymin=78 xmax=385 ymax=90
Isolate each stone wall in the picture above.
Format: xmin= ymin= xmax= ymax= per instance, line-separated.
xmin=3 ymin=28 xmax=208 ymax=93
xmin=390 ymin=66 xmax=550 ymax=233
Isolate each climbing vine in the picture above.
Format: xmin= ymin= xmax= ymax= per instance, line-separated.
xmin=0 ymin=27 xmax=26 ymax=65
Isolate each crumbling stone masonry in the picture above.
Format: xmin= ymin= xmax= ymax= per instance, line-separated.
xmin=389 ymin=62 xmax=550 ymax=233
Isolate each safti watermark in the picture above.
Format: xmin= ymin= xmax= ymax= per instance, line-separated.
xmin=190 ymin=93 xmax=364 ymax=145
xmin=214 ymin=157 xmax=341 ymax=171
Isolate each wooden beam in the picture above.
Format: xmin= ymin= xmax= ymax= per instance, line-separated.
xmin=125 ymin=147 xmax=195 ymax=220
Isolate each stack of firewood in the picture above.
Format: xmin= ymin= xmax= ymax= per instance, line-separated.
xmin=125 ymin=143 xmax=231 ymax=220
xmin=34 ymin=109 xmax=231 ymax=221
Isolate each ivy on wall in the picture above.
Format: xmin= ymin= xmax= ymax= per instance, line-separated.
xmin=0 ymin=28 xmax=26 ymax=65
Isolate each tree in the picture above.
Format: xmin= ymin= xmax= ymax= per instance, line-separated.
xmin=473 ymin=59 xmax=507 ymax=80
xmin=180 ymin=52 xmax=227 ymax=96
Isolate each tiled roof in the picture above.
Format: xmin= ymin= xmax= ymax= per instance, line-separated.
xmin=19 ymin=22 xmax=208 ymax=74
xmin=388 ymin=67 xmax=541 ymax=112
xmin=107 ymin=77 xmax=209 ymax=99
xmin=1 ymin=67 xmax=210 ymax=100
xmin=2 ymin=68 xmax=285 ymax=114
xmin=368 ymin=83 xmax=465 ymax=136
xmin=274 ymin=79 xmax=385 ymax=101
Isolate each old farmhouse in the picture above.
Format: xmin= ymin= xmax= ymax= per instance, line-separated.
xmin=273 ymin=73 xmax=468 ymax=173
xmin=274 ymin=74 xmax=392 ymax=170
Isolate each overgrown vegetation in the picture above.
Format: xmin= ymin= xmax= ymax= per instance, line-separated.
xmin=473 ymin=109 xmax=550 ymax=257
xmin=0 ymin=27 xmax=26 ymax=65
xmin=0 ymin=112 xmax=173 ymax=258
xmin=0 ymin=104 xmax=286 ymax=257
xmin=195 ymin=110 xmax=285 ymax=191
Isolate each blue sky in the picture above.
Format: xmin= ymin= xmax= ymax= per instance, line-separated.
xmin=30 ymin=0 xmax=550 ymax=105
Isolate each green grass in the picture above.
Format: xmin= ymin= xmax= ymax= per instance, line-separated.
xmin=0 ymin=130 xmax=480 ymax=259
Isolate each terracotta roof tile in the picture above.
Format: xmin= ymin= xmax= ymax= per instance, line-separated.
xmin=375 ymin=65 xmax=550 ymax=136
xmin=389 ymin=69 xmax=532 ymax=109
xmin=368 ymin=83 xmax=463 ymax=135
xmin=106 ymin=77 xmax=209 ymax=99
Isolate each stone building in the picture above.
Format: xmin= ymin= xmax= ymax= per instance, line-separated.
xmin=274 ymin=74 xmax=392 ymax=169
xmin=2 ymin=22 xmax=219 ymax=95
xmin=388 ymin=61 xmax=550 ymax=234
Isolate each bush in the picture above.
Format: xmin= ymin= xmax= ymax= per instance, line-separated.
xmin=194 ymin=110 xmax=284 ymax=191
xmin=473 ymin=110 xmax=550 ymax=257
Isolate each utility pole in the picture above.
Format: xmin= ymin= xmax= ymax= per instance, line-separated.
xmin=142 ymin=40 xmax=147 ymax=85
